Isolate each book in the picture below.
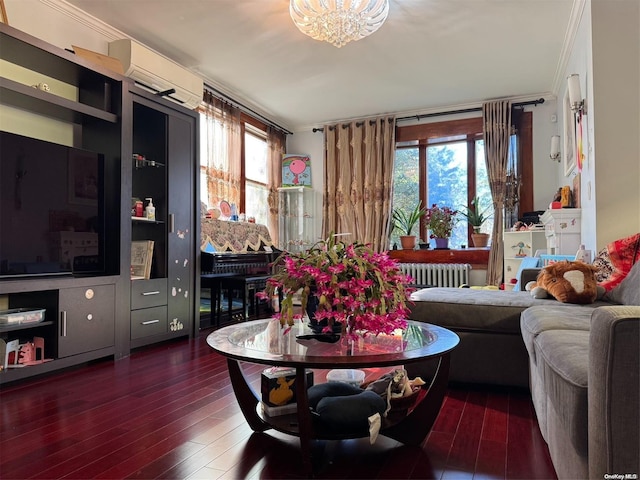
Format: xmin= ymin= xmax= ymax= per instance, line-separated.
xmin=131 ymin=240 xmax=154 ymax=280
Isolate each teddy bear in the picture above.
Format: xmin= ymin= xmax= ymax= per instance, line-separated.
xmin=525 ymin=260 xmax=605 ymax=304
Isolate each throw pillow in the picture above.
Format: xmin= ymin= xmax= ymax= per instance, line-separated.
xmin=604 ymin=260 xmax=640 ymax=306
xmin=598 ymin=233 xmax=640 ymax=291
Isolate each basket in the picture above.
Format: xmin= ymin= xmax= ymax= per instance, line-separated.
xmin=540 ymin=254 xmax=575 ymax=266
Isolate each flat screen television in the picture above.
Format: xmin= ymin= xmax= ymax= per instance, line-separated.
xmin=0 ymin=131 xmax=106 ymax=278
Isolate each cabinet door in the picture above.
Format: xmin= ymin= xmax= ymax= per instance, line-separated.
xmin=166 ymin=113 xmax=194 ymax=336
xmin=59 ymin=285 xmax=115 ymax=358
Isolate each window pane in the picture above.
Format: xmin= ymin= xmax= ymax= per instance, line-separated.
xmin=475 ymin=140 xmax=494 ymax=236
xmin=426 ymin=143 xmax=467 ymax=248
xmin=391 ymin=147 xmax=420 ymax=247
xmin=246 ymin=181 xmax=268 ymax=226
xmin=245 ymin=132 xmax=267 ymax=184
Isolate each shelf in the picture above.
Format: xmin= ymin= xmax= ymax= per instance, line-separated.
xmin=131 ymin=217 xmax=164 ymax=224
xmin=0 ymin=77 xmax=118 ymax=124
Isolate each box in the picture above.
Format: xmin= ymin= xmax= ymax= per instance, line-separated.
xmin=0 ymin=308 xmax=46 ymax=325
xmin=261 ymin=367 xmax=314 ymax=407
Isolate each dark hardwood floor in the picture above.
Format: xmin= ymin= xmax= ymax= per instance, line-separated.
xmin=0 ymin=328 xmax=557 ymax=480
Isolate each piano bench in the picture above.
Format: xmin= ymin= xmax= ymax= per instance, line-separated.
xmin=219 ymin=274 xmax=272 ymax=322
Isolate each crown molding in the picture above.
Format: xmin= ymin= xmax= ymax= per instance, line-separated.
xmin=552 ymin=0 xmax=587 ymax=95
xmin=41 ymin=0 xmax=126 ymax=41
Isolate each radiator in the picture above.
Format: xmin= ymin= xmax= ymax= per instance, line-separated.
xmin=399 ymin=263 xmax=471 ymax=288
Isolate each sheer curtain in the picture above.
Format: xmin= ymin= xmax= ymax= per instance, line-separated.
xmin=201 ymin=91 xmax=241 ymax=209
xmin=323 ymin=116 xmax=396 ymax=251
xmin=266 ymin=126 xmax=285 ymax=246
xmin=483 ymin=100 xmax=512 ymax=286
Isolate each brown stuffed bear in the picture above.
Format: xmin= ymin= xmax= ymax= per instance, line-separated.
xmin=525 ymin=260 xmax=604 ymax=304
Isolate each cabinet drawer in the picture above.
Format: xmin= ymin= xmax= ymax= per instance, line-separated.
xmin=131 ymin=306 xmax=167 ymax=339
xmin=131 ymin=278 xmax=167 ymax=309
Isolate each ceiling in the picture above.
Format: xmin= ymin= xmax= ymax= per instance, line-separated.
xmin=66 ymin=0 xmax=576 ymax=132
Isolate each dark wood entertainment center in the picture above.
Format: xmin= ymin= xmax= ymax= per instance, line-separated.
xmin=0 ymin=23 xmax=199 ymax=384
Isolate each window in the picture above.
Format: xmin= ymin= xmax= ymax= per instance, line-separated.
xmin=243 ymin=124 xmax=268 ymax=226
xmin=198 ymin=107 xmax=270 ymax=225
xmin=392 ymin=114 xmax=532 ymax=248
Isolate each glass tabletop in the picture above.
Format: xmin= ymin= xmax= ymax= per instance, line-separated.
xmin=207 ymin=318 xmax=459 ymax=369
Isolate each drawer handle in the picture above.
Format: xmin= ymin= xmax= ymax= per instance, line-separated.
xmin=141 ymin=291 xmax=161 ymax=296
xmin=142 ymin=319 xmax=160 ymax=325
xmin=60 ymin=311 xmax=67 ymax=337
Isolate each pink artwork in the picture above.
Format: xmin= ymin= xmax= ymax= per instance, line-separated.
xmin=282 ymin=154 xmax=311 ymax=186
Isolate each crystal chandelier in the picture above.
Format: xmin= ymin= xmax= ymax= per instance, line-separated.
xmin=289 ymin=0 xmax=390 ymax=48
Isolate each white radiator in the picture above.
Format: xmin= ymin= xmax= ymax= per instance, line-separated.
xmin=399 ymin=263 xmax=471 ymax=288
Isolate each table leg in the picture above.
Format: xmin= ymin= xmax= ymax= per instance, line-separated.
xmin=381 ymin=353 xmax=451 ymax=445
xmin=226 ymin=359 xmax=271 ymax=432
xmin=294 ymin=366 xmax=314 ymax=475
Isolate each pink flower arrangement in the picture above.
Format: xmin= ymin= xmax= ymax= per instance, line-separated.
xmin=261 ymin=236 xmax=415 ymax=338
xmin=425 ymin=204 xmax=458 ymax=239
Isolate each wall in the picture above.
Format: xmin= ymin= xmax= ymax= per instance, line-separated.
xmin=557 ymin=0 xmax=640 ymax=252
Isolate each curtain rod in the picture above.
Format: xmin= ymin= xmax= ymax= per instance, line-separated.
xmin=396 ymin=98 xmax=545 ymax=122
xmin=203 ymin=84 xmax=293 ymax=135
xmin=312 ymin=98 xmax=545 ymax=133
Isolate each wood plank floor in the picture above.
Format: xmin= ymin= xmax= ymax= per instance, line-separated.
xmin=0 ymin=330 xmax=557 ymax=480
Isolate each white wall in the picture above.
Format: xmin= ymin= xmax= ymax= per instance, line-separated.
xmin=556 ymin=0 xmax=640 ymax=252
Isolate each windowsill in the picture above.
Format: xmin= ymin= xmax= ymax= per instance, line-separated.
xmin=388 ymin=248 xmax=490 ymax=270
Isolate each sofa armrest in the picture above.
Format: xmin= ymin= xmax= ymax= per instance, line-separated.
xmin=588 ymin=306 xmax=640 ymax=478
xmin=518 ymin=268 xmax=541 ymax=291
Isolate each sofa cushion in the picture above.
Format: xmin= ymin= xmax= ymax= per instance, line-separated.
xmin=520 ymin=305 xmax=593 ymax=362
xmin=410 ymin=288 xmax=584 ymax=334
xmin=535 ymin=329 xmax=590 ymax=457
xmin=604 ymin=260 xmax=640 ymax=306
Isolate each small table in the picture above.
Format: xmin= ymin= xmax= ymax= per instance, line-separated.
xmin=207 ymin=319 xmax=459 ymax=474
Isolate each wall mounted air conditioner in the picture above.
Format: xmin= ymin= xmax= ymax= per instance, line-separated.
xmin=108 ymin=39 xmax=203 ymax=110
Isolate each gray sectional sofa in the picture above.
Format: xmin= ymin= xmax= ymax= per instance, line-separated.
xmin=408 ymin=261 xmax=640 ymax=479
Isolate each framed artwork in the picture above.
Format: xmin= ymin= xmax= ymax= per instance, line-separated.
xmin=282 ymin=154 xmax=311 ymax=186
xmin=68 ymin=151 xmax=99 ymax=205
xmin=0 ymin=0 xmax=8 ymax=24
xmin=563 ymin=90 xmax=576 ymax=176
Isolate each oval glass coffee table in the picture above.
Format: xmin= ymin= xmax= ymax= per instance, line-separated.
xmin=207 ymin=318 xmax=459 ymax=474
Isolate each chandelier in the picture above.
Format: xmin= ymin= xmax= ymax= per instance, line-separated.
xmin=289 ymin=0 xmax=390 ymax=48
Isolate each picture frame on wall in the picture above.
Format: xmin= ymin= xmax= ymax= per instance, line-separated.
xmin=563 ymin=90 xmax=577 ymax=176
xmin=0 ymin=0 xmax=8 ymax=24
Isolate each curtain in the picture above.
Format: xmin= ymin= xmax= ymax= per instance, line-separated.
xmin=200 ymin=91 xmax=241 ymax=209
xmin=266 ymin=126 xmax=285 ymax=247
xmin=483 ymin=100 xmax=512 ymax=286
xmin=322 ymin=116 xmax=395 ymax=251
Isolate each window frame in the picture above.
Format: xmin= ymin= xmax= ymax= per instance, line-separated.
xmin=395 ymin=113 xmax=533 ymax=243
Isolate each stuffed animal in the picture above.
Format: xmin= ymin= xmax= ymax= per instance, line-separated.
xmin=525 ymin=260 xmax=604 ymax=304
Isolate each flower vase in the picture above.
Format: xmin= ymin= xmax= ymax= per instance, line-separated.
xmin=434 ymin=237 xmax=449 ymax=249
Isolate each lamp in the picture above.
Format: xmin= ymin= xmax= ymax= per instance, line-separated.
xmin=289 ymin=0 xmax=389 ymax=48
xmin=550 ymin=135 xmax=560 ymax=162
xmin=567 ymin=74 xmax=585 ymax=114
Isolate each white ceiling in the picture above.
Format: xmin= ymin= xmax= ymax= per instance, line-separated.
xmin=66 ymin=0 xmax=576 ymax=132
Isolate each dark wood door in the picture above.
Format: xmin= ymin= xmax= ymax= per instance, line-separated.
xmin=58 ymin=284 xmax=115 ymax=357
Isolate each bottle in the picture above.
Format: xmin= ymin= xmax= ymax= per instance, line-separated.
xmin=145 ymin=198 xmax=156 ymax=221
xmin=135 ymin=200 xmax=143 ymax=217
xmin=271 ymin=288 xmax=280 ymax=313
xmin=575 ymin=244 xmax=589 ymax=263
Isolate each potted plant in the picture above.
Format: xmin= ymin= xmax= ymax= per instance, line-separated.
xmin=459 ymin=196 xmax=492 ymax=247
xmin=260 ymin=235 xmax=414 ymax=339
xmin=425 ymin=204 xmax=458 ymax=249
xmin=392 ymin=202 xmax=427 ymax=250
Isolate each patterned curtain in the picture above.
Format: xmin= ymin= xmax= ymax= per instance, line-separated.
xmin=322 ymin=116 xmax=396 ymax=251
xmin=200 ymin=91 xmax=241 ymax=209
xmin=483 ymin=100 xmax=512 ymax=286
xmin=266 ymin=126 xmax=285 ymax=246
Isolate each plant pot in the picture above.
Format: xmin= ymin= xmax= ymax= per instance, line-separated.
xmin=434 ymin=237 xmax=449 ymax=249
xmin=399 ymin=235 xmax=417 ymax=250
xmin=471 ymin=233 xmax=490 ymax=247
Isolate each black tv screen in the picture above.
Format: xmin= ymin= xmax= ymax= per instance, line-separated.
xmin=0 ymin=131 xmax=105 ymax=278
